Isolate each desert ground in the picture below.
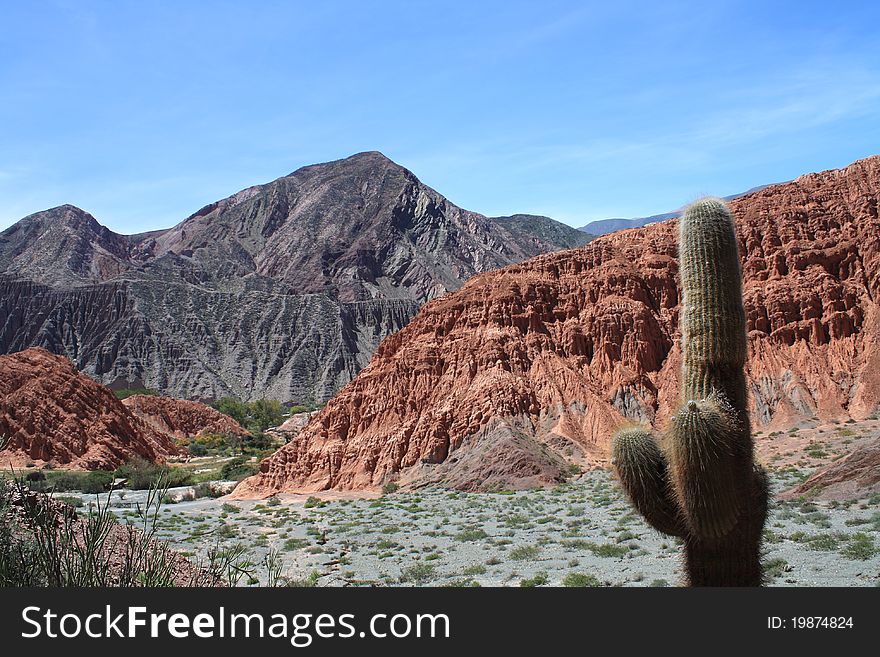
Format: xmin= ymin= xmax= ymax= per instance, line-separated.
xmin=49 ymin=418 xmax=878 ymax=587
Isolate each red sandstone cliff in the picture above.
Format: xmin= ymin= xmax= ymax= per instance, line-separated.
xmin=233 ymin=155 xmax=880 ymax=497
xmin=122 ymin=394 xmax=249 ymax=440
xmin=0 ymin=348 xmax=183 ymax=469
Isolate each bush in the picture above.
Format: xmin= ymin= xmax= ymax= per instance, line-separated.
xmin=562 ymin=572 xmax=601 ymax=587
xmin=454 ymin=527 xmax=488 ymax=542
xmin=520 ymin=572 xmax=549 ymax=587
xmin=509 ymin=545 xmax=540 ymax=561
xmin=381 ymin=482 xmax=399 ymax=496
xmin=115 ymin=458 xmax=191 ymax=490
xmin=284 ymin=538 xmax=309 ymax=550
xmin=28 ymin=470 xmax=114 ymax=494
xmin=187 ymin=442 xmax=208 ymax=457
xmin=80 ymin=471 xmax=115 ymax=494
xmin=399 ymin=563 xmax=435 ymax=584
xmin=286 ymin=570 xmax=320 ymax=587
xmin=220 ymin=457 xmax=259 ymax=481
xmin=211 ymin=398 xmax=286 ymax=433
xmin=113 ymin=388 xmax=159 ymax=400
xmin=0 ymin=478 xmax=210 ymax=586
xmin=55 ymin=496 xmax=82 ymax=508
xmin=245 ymin=432 xmax=273 ymax=451
xmin=842 ymin=533 xmax=876 ymax=560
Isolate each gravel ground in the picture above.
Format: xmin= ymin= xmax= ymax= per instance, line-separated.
xmin=66 ymin=469 xmax=880 ymax=587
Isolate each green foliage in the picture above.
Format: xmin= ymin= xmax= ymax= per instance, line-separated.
xmin=286 ymin=570 xmax=320 ymax=587
xmin=842 ymin=533 xmax=876 ymax=560
xmin=0 ymin=475 xmax=214 ymax=586
xmin=27 ymin=470 xmax=114 ymax=494
xmin=115 ymin=458 xmax=191 ymax=490
xmin=519 ymin=571 xmax=549 ymax=587
xmin=509 ymin=545 xmax=540 ymax=561
xmin=454 ymin=527 xmax=488 ymax=542
xmin=211 ymin=398 xmax=286 ymax=433
xmin=381 ymin=482 xmax=400 ymax=495
xmin=220 ymin=457 xmax=259 ymax=481
xmin=113 ymin=388 xmax=159 ymax=400
xmin=398 ymin=562 xmax=435 ymax=584
xmin=763 ymin=558 xmax=789 ymax=582
xmin=562 ymin=572 xmax=601 ymax=587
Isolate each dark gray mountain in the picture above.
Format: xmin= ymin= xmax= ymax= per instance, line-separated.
xmin=0 ymin=152 xmax=591 ymax=403
xmin=578 ymin=184 xmax=775 ymax=236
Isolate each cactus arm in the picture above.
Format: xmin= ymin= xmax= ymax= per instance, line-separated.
xmin=611 ymin=427 xmax=685 ymax=537
xmin=667 ymin=396 xmax=751 ymax=540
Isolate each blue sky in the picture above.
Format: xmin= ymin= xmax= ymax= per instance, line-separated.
xmin=2 ymin=1 xmax=880 ymax=232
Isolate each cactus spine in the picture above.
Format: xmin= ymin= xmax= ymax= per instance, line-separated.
xmin=610 ymin=197 xmax=768 ymax=586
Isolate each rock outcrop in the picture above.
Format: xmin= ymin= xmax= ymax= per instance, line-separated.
xmin=0 ymin=152 xmax=591 ymax=403
xmin=234 ymin=155 xmax=880 ymax=496
xmin=266 ymin=411 xmax=319 ymax=443
xmin=0 ymin=348 xmax=183 ymax=469
xmin=780 ymin=438 xmax=880 ymax=501
xmin=121 ymin=394 xmax=249 ymax=440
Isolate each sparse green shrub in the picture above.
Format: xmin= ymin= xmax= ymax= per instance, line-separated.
xmin=54 ymin=496 xmax=82 ymax=508
xmin=399 ymin=562 xmax=435 ymax=584
xmin=454 ymin=527 xmax=488 ymax=542
xmin=520 ymin=572 xmax=549 ymax=587
xmin=220 ymin=457 xmax=259 ymax=481
xmin=509 ymin=545 xmax=540 ymax=561
xmin=115 ymin=458 xmax=191 ymax=490
xmin=113 ymin=388 xmax=159 ymax=400
xmin=463 ymin=564 xmax=486 ymax=576
xmin=842 ymin=533 xmax=876 ymax=560
xmin=211 ymin=398 xmax=286 ymax=433
xmin=286 ymin=570 xmax=320 ymax=587
xmin=562 ymin=572 xmax=601 ymax=587
xmin=763 ymin=558 xmax=789 ymax=582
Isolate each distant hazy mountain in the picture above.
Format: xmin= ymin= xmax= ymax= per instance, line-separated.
xmin=578 ymin=184 xmax=775 ymax=235
xmin=0 ymin=152 xmax=589 ymax=403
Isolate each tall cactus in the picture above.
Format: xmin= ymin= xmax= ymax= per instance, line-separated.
xmin=610 ymin=197 xmax=768 ymax=586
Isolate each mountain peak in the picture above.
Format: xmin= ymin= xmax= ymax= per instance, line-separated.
xmin=284 ymin=150 xmax=406 ymax=180
xmin=0 ymin=204 xmax=131 ymax=286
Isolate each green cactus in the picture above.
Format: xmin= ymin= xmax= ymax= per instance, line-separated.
xmin=610 ymin=197 xmax=768 ymax=586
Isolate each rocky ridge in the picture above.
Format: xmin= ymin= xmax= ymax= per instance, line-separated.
xmin=0 ymin=152 xmax=591 ymax=403
xmin=781 ymin=438 xmax=880 ymax=501
xmin=234 ymin=155 xmax=880 ymax=496
xmin=121 ymin=394 xmax=249 ymax=441
xmin=0 ymin=348 xmax=183 ymax=469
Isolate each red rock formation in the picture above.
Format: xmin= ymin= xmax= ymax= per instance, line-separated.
xmin=780 ymin=438 xmax=880 ymax=501
xmin=233 ymin=155 xmax=880 ymax=497
xmin=122 ymin=394 xmax=249 ymax=440
xmin=0 ymin=348 xmax=183 ymax=470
